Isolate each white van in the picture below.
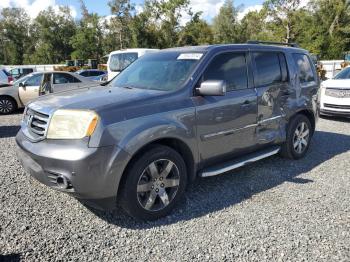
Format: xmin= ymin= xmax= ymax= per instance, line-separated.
xmin=107 ymin=49 xmax=159 ymax=81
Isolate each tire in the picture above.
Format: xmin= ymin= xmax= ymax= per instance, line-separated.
xmin=119 ymin=145 xmax=187 ymax=220
xmin=0 ymin=96 xmax=17 ymax=115
xmin=280 ymin=114 xmax=312 ymax=160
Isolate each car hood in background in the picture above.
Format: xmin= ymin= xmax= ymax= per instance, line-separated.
xmin=322 ymin=79 xmax=350 ymax=88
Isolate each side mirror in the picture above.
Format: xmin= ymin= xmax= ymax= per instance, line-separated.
xmin=19 ymin=82 xmax=26 ymax=88
xmin=196 ymin=80 xmax=226 ymax=96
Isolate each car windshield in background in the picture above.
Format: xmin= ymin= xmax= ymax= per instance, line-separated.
xmin=109 ymin=53 xmax=138 ymax=72
xmin=13 ymin=74 xmax=32 ymax=86
xmin=334 ymin=67 xmax=350 ymax=79
xmin=2 ymin=69 xmax=10 ymax=76
xmin=110 ymin=51 xmax=204 ymax=91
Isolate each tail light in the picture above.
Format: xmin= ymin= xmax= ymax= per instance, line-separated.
xmin=8 ymin=76 xmax=13 ymax=83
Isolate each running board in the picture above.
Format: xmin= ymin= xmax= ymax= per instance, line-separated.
xmin=200 ymin=146 xmax=281 ymax=177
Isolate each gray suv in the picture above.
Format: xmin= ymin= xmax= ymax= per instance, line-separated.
xmin=16 ymin=42 xmax=320 ymax=220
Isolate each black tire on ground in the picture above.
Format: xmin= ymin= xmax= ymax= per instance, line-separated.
xmin=280 ymin=114 xmax=312 ymax=160
xmin=0 ymin=96 xmax=17 ymax=115
xmin=119 ymin=145 xmax=188 ymax=220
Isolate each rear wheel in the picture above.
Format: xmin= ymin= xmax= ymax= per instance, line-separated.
xmin=280 ymin=114 xmax=312 ymax=159
xmin=119 ymin=145 xmax=187 ymax=220
xmin=0 ymin=96 xmax=17 ymax=115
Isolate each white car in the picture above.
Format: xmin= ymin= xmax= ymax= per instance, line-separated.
xmin=107 ymin=48 xmax=159 ymax=81
xmin=0 ymin=71 xmax=94 ymax=114
xmin=320 ymin=67 xmax=350 ymax=117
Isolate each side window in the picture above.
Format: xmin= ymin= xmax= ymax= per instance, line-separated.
xmin=203 ymin=52 xmax=248 ymax=91
xmin=90 ymin=71 xmax=104 ymax=76
xmin=79 ymin=71 xmax=90 ymax=77
xmin=10 ymin=69 xmax=20 ymax=76
xmin=253 ymin=52 xmax=287 ymax=86
xmin=53 ymin=73 xmax=80 ymax=84
xmin=293 ymin=54 xmax=315 ymax=84
xmin=25 ymin=74 xmax=42 ymax=86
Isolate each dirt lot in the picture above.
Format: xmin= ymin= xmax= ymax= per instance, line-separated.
xmin=0 ymin=112 xmax=349 ymax=261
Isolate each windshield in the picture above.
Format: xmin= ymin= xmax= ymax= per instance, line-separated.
xmin=109 ymin=52 xmax=138 ymax=72
xmin=109 ymin=51 xmax=204 ymax=91
xmin=334 ymin=67 xmax=350 ymax=79
xmin=13 ymin=74 xmax=32 ymax=86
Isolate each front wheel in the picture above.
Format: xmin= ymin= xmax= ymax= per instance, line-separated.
xmin=0 ymin=96 xmax=17 ymax=115
xmin=280 ymin=114 xmax=312 ymax=160
xmin=119 ymin=145 xmax=187 ymax=220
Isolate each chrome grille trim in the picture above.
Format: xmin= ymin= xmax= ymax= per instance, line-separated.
xmin=23 ymin=108 xmax=50 ymax=141
xmin=325 ymin=88 xmax=350 ymax=98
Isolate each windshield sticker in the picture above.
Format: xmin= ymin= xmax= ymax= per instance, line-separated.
xmin=177 ymin=53 xmax=203 ymax=60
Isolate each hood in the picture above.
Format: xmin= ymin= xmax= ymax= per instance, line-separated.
xmin=28 ymin=85 xmax=164 ymax=115
xmin=322 ymin=79 xmax=350 ymax=88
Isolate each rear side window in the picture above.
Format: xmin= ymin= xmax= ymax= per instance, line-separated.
xmin=293 ymin=54 xmax=315 ymax=83
xmin=253 ymin=52 xmax=288 ymax=86
xmin=53 ymin=73 xmax=81 ymax=84
xmin=203 ymin=52 xmax=248 ymax=91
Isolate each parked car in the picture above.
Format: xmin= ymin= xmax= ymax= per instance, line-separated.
xmin=0 ymin=69 xmax=13 ymax=87
xmin=16 ymin=42 xmax=319 ymax=220
xmin=9 ymin=67 xmax=35 ymax=81
xmin=0 ymin=71 xmax=94 ymax=114
xmin=75 ymin=69 xmax=107 ymax=81
xmin=320 ymin=66 xmax=350 ymax=117
xmin=107 ymin=48 xmax=159 ymax=81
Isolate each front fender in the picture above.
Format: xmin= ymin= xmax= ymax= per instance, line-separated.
xmin=90 ymin=108 xmax=198 ymax=161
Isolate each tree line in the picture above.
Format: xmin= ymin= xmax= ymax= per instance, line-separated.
xmin=0 ymin=0 xmax=350 ymax=65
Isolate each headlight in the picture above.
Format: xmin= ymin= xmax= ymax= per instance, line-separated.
xmin=47 ymin=109 xmax=99 ymax=139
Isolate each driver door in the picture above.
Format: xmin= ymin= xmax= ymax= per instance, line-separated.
xmin=18 ymin=73 xmax=43 ymax=105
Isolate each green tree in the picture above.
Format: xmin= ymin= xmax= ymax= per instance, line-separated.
xmin=30 ymin=6 xmax=76 ymax=64
xmin=264 ymin=0 xmax=303 ymax=43
xmin=71 ymin=13 xmax=104 ymax=60
xmin=178 ymin=13 xmax=213 ymax=46
xmin=106 ymin=0 xmax=134 ymax=50
xmin=238 ymin=8 xmax=273 ymax=42
xmin=212 ymin=0 xmax=240 ymax=44
xmin=308 ymin=0 xmax=350 ymax=59
xmin=0 ymin=8 xmax=31 ymax=65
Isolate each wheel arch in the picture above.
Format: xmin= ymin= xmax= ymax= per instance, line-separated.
xmin=294 ymin=109 xmax=316 ymax=134
xmin=117 ymin=137 xmax=196 ymax=197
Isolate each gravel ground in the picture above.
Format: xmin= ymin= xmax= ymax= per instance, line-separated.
xmin=0 ymin=111 xmax=349 ymax=261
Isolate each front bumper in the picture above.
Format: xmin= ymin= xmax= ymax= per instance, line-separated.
xmin=320 ymin=94 xmax=350 ymax=117
xmin=16 ymin=130 xmax=131 ymax=210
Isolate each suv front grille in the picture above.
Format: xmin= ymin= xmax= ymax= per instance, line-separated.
xmin=325 ymin=88 xmax=350 ymax=98
xmin=324 ymin=103 xmax=350 ymax=110
xmin=24 ymin=108 xmax=50 ymax=140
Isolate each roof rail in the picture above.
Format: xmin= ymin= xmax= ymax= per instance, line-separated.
xmin=247 ymin=40 xmax=299 ymax=48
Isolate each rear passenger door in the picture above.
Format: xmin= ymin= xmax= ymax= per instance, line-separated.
xmin=194 ymin=51 xmax=258 ymax=162
xmin=52 ymin=73 xmax=82 ymax=93
xmin=252 ymin=51 xmax=290 ymax=145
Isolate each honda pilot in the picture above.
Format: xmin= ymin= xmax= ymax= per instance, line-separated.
xmin=16 ymin=42 xmax=320 ymax=220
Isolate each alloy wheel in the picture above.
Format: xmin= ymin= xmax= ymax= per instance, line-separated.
xmin=136 ymin=159 xmax=180 ymax=212
xmin=0 ymin=99 xmax=13 ymax=114
xmin=293 ymin=122 xmax=310 ymax=154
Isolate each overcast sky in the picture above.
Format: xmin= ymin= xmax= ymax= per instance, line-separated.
xmin=0 ymin=0 xmax=264 ymax=21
